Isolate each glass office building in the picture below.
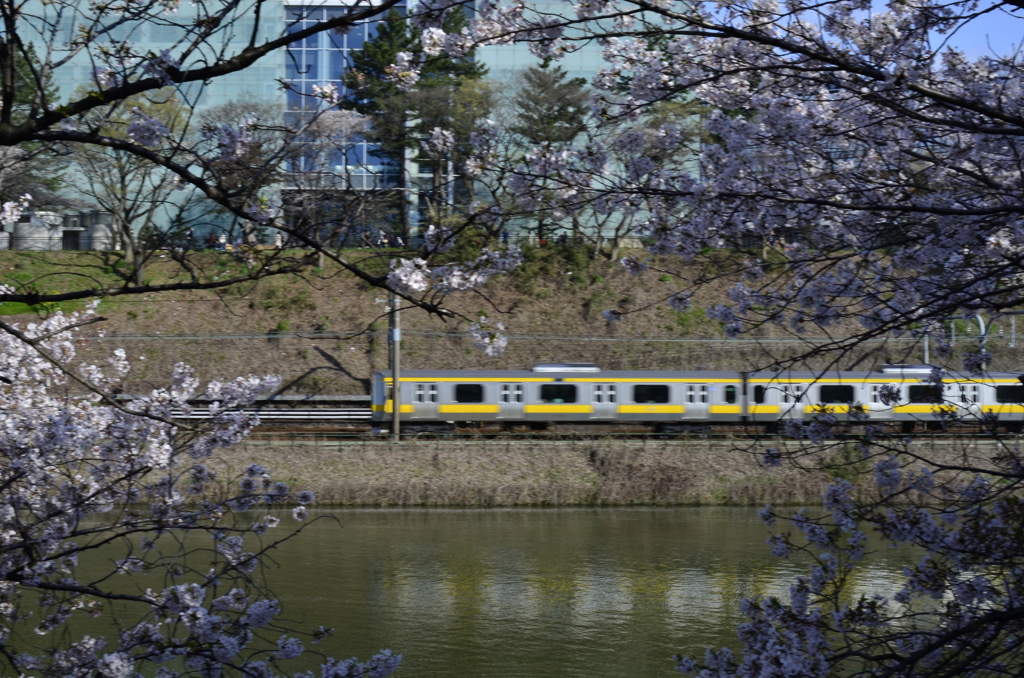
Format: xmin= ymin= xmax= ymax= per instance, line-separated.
xmin=28 ymin=0 xmax=606 ymax=243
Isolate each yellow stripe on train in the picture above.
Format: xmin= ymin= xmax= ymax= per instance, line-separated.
xmin=438 ymin=404 xmax=501 ymax=414
xmin=372 ymin=402 xmax=415 ymax=413
xmin=893 ymin=405 xmax=958 ymax=414
xmin=748 ymin=405 xmax=781 ymax=414
xmin=617 ymin=405 xmax=685 ymax=414
xmin=523 ymin=404 xmax=594 ymax=414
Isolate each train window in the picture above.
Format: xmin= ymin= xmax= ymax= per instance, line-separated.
xmin=594 ymin=384 xmax=617 ymax=403
xmin=754 ymin=386 xmax=767 ymax=404
xmin=455 ymin=384 xmax=484 ymax=403
xmin=782 ymin=384 xmax=804 ymax=403
xmin=997 ymin=385 xmax=1024 ymax=403
xmin=540 ymin=384 xmax=577 ymax=403
xmin=414 ymin=383 xmax=438 ymax=403
xmin=725 ymin=385 xmax=737 ymax=404
xmin=634 ymin=384 xmax=669 ymax=404
xmin=608 ymin=385 xmax=616 ymax=403
xmin=909 ymin=385 xmax=943 ymax=403
xmin=819 ymin=385 xmax=854 ymax=404
xmin=686 ymin=384 xmax=708 ymax=404
xmin=500 ymin=384 xmax=523 ymax=403
xmin=959 ymin=384 xmax=979 ymax=404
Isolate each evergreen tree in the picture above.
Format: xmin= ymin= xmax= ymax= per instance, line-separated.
xmin=341 ymin=9 xmax=488 ymax=240
xmin=509 ymin=63 xmax=589 ymax=145
xmin=0 ymin=44 xmax=67 ymax=206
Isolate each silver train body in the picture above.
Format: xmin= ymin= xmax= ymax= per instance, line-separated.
xmin=371 ymin=364 xmax=1024 ymax=432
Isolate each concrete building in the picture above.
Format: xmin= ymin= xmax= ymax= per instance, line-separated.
xmin=1 ymin=211 xmax=116 ymax=252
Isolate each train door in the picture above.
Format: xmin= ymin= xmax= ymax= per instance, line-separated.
xmin=958 ymin=383 xmax=981 ymax=418
xmin=499 ymin=383 xmax=524 ymax=419
xmin=781 ymin=384 xmax=805 ymax=418
xmin=868 ymin=383 xmax=900 ymax=419
xmin=411 ymin=382 xmax=438 ymax=419
xmin=684 ymin=383 xmax=708 ymax=419
xmin=591 ymin=383 xmax=617 ymax=419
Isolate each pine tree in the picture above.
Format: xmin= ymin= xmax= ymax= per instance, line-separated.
xmin=509 ymin=63 xmax=589 ymax=145
xmin=342 ymin=9 xmax=486 ymax=163
xmin=340 ymin=8 xmax=487 ymax=239
xmin=0 ymin=44 xmax=66 ymax=206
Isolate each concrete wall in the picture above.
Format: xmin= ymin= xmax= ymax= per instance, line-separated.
xmin=4 ymin=211 xmax=115 ymax=251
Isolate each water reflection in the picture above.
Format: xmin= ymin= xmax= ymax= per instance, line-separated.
xmin=260 ymin=508 xmax=912 ymax=678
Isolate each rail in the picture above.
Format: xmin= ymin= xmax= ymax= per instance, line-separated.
xmin=172 ymin=408 xmax=371 ymax=421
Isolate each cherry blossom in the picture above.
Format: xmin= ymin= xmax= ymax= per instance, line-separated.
xmin=0 ymin=303 xmax=400 ymax=677
xmin=469 ymin=316 xmax=509 ymax=357
xmin=0 ymin=194 xmax=30 ymax=225
xmin=384 ymin=51 xmax=421 ymax=90
xmin=126 ymin=107 xmax=170 ymax=148
xmin=312 ymin=83 xmax=342 ymax=106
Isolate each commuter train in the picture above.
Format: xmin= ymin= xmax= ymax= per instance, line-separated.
xmin=371 ymin=363 xmax=1024 ymax=433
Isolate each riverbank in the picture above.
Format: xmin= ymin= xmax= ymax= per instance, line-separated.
xmin=208 ymin=437 xmax=996 ymax=506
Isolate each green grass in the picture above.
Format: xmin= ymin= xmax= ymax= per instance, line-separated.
xmin=0 ymin=300 xmax=84 ymax=316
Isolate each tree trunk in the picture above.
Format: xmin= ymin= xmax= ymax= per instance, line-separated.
xmin=119 ymin=220 xmax=143 ymax=285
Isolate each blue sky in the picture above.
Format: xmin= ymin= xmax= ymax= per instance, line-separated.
xmin=937 ymin=4 xmax=1022 ymax=58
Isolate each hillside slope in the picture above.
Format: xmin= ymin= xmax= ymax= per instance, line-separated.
xmin=0 ymin=247 xmax=998 ymax=394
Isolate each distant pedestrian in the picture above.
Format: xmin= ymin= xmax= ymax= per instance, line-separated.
xmin=185 ymin=227 xmax=194 ymax=251
xmin=501 ymin=229 xmax=509 ymax=245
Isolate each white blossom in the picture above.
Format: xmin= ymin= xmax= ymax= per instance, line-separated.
xmin=384 ymin=52 xmax=421 ymax=90
xmin=421 ymin=27 xmax=447 ymax=56
xmin=0 ymin=194 xmax=30 ymax=225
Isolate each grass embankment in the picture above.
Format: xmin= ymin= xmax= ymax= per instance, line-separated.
xmin=0 ymin=246 xmax=1008 ymax=395
xmin=201 ymin=437 xmax=992 ymax=507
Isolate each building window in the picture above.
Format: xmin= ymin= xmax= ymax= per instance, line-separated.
xmin=284 ymin=6 xmax=399 ymax=179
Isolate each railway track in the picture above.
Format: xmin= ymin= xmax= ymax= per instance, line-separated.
xmin=172 ymin=408 xmax=372 ymax=422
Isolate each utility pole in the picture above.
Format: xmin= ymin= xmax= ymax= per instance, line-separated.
xmin=389 ymin=290 xmax=401 ymax=442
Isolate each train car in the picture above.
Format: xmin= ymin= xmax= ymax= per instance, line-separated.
xmin=371 ymin=364 xmax=745 ymax=432
xmin=371 ymin=363 xmax=1024 ymax=433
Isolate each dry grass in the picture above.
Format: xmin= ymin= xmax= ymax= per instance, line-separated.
xmin=3 ymin=248 xmax=1017 ymax=396
xmin=199 ymin=437 xmax=1010 ymax=507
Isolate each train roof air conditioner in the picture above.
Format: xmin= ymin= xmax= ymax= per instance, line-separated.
xmin=880 ymin=364 xmax=934 ymax=373
xmin=532 ymin=363 xmax=601 ymax=372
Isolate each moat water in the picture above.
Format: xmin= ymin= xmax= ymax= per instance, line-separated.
xmin=252 ymin=507 xmax=910 ymax=678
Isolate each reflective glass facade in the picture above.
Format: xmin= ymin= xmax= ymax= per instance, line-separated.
xmin=475 ymin=0 xmax=607 ymax=82
xmin=44 ymin=3 xmax=285 ymax=109
xmin=285 ymin=5 xmax=401 ymax=184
